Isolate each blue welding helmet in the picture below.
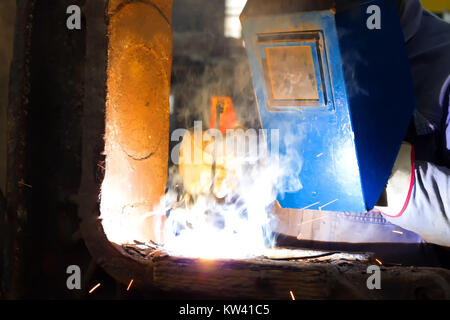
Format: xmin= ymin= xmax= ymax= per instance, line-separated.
xmin=240 ymin=0 xmax=416 ymax=212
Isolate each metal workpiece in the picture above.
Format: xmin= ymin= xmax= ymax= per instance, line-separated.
xmin=101 ymin=0 xmax=173 ymax=243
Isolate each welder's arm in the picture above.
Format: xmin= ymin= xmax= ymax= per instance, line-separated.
xmin=376 ymin=143 xmax=450 ymax=247
xmin=378 ymin=81 xmax=450 ymax=246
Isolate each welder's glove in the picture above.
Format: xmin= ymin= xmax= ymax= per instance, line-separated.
xmin=374 ymin=142 xmax=414 ymax=217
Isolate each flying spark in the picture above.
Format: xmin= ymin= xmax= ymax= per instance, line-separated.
xmin=127 ymin=279 xmax=134 ymax=291
xmin=18 ymin=180 xmax=32 ymax=188
xmin=300 ymin=201 xmax=320 ymax=210
xmin=89 ymin=283 xmax=101 ymax=294
xmin=300 ymin=215 xmax=327 ymax=226
xmin=290 ymin=291 xmax=296 ymax=300
xmin=318 ymin=199 xmax=338 ymax=210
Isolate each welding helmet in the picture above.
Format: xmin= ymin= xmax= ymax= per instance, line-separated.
xmin=241 ymin=0 xmax=415 ymax=212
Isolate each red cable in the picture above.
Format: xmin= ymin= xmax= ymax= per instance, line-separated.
xmin=377 ymin=145 xmax=415 ymax=218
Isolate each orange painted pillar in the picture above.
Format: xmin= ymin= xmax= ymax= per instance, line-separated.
xmin=100 ymin=0 xmax=173 ymax=244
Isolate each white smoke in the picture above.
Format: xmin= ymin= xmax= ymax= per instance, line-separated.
xmin=149 ymin=124 xmax=304 ymax=259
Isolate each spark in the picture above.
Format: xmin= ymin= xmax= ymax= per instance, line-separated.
xmin=300 ymin=201 xmax=320 ymax=210
xmin=300 ymin=215 xmax=327 ymax=226
xmin=89 ymin=283 xmax=101 ymax=294
xmin=290 ymin=291 xmax=296 ymax=300
xmin=127 ymin=279 xmax=134 ymax=291
xmin=18 ymin=179 xmax=32 ymax=188
xmin=375 ymin=258 xmax=383 ymax=266
xmin=318 ymin=199 xmax=338 ymax=210
xmin=392 ymin=230 xmax=403 ymax=235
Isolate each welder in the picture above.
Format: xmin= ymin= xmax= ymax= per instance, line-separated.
xmin=239 ymin=0 xmax=450 ymax=249
xmin=298 ymin=0 xmax=450 ymax=247
xmin=374 ymin=0 xmax=450 ymax=246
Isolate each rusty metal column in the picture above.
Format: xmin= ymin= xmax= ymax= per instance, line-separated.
xmin=101 ymin=0 xmax=173 ymax=244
